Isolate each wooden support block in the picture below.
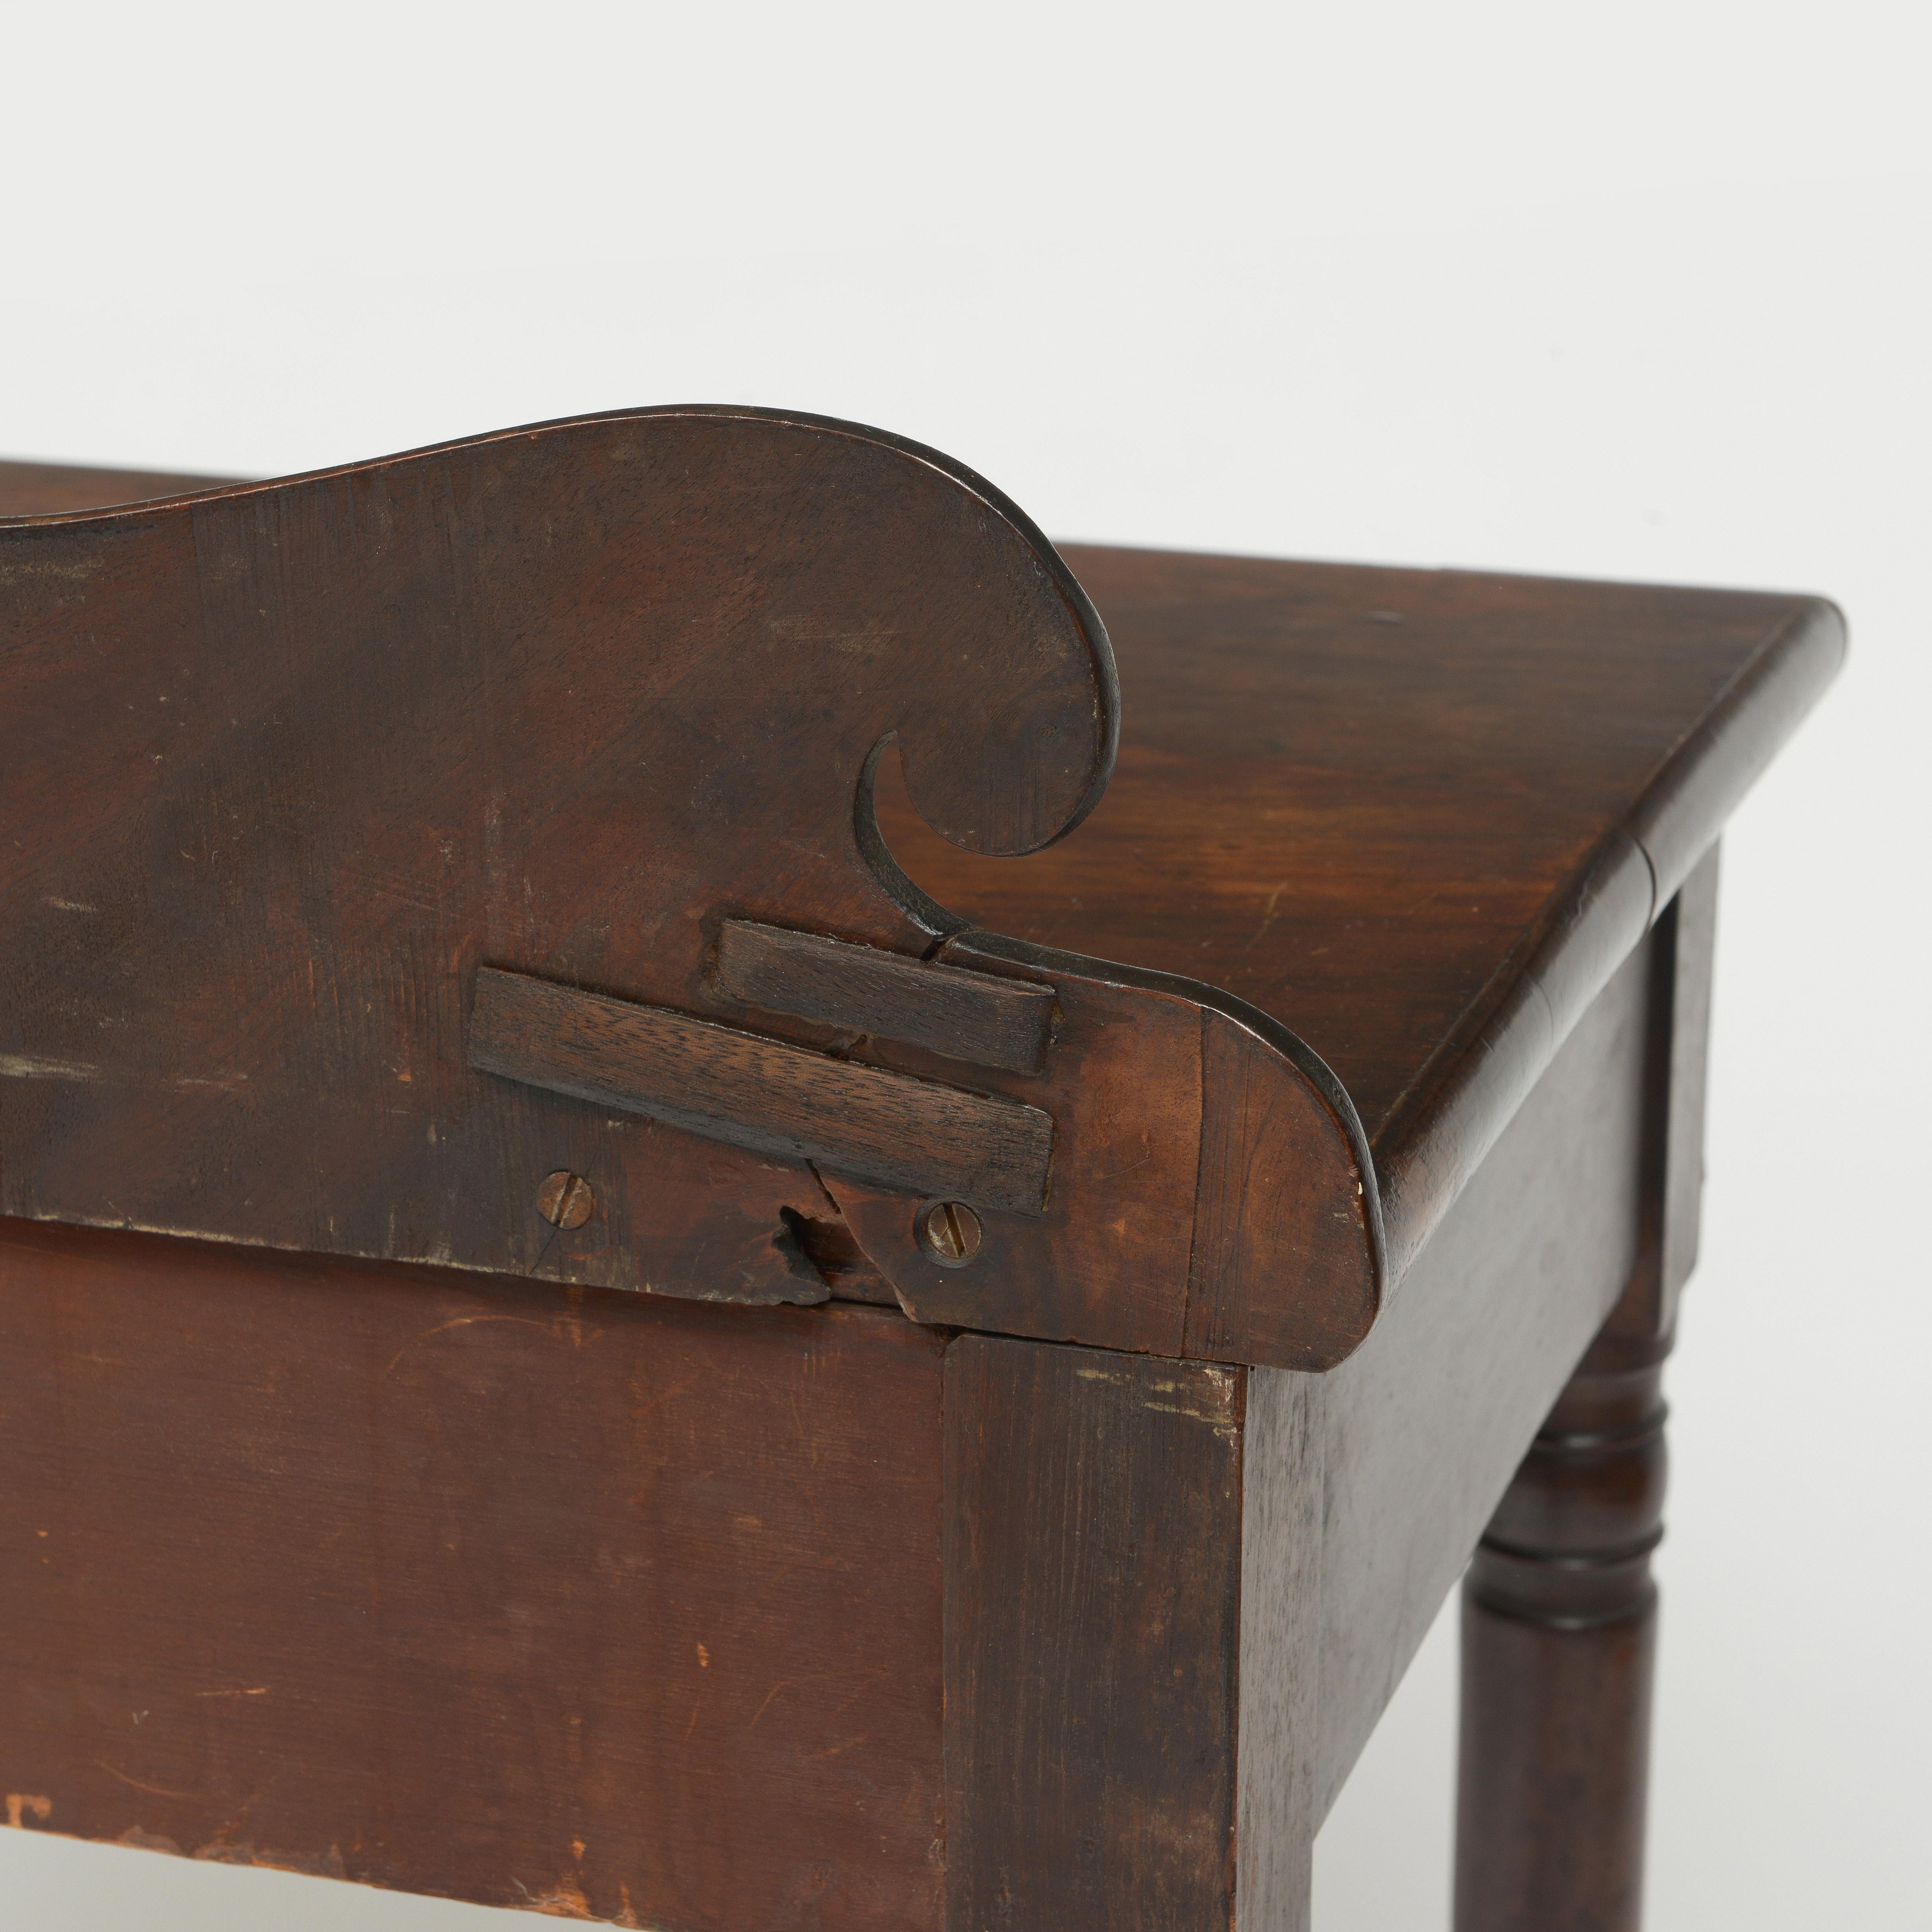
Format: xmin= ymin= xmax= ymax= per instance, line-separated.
xmin=711 ymin=918 xmax=1056 ymax=1074
xmin=468 ymin=966 xmax=1054 ymax=1215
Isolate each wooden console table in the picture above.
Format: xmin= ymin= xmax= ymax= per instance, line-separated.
xmin=0 ymin=413 xmax=1840 ymax=1929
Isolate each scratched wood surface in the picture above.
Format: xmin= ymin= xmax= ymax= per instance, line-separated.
xmin=0 ymin=926 xmax=1690 ymax=1932
xmin=0 ymin=415 xmax=1136 ymax=1323
xmin=0 ymin=452 xmax=1841 ymax=1367
xmin=943 ymin=1335 xmax=1246 ymax=1931
xmin=0 ymin=441 xmax=1386 ymax=1371
xmin=0 ymin=1216 xmax=948 ymax=1929
xmin=0 ymin=457 xmax=1840 ymax=1930
xmin=880 ymin=544 xmax=1841 ymax=1276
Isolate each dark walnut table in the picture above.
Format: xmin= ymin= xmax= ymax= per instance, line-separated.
xmin=0 ymin=413 xmax=1840 ymax=1930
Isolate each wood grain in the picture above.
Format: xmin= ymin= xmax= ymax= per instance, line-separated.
xmin=871 ymin=547 xmax=1843 ymax=1282
xmin=0 ymin=455 xmax=1838 ymax=1930
xmin=0 ymin=455 xmax=1838 ymax=1373
xmin=1296 ymin=933 xmax=1656 ymax=1822
xmin=0 ymin=442 xmax=1381 ymax=1368
xmin=0 ymin=886 xmax=1721 ymax=1931
xmin=1236 ymin=1367 xmax=1324 ymax=1932
xmin=468 ymin=965 xmax=1054 ymax=1214
xmin=711 ymin=918 xmax=1056 ymax=1075
xmin=0 ymin=414 xmax=1112 ymax=1311
xmin=944 ymin=1333 xmax=1245 ymax=1931
xmin=0 ymin=1215 xmax=948 ymax=1928
xmin=825 ymin=959 xmax=1211 ymax=1358
xmin=1187 ymin=1005 xmax=1378 ymax=1372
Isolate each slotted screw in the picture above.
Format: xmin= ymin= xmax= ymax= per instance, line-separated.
xmin=920 ymin=1199 xmax=983 ymax=1265
xmin=538 ymin=1170 xmax=595 ymax=1230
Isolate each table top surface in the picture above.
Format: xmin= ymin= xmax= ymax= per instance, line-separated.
xmin=0 ymin=451 xmax=1842 ymax=1283
xmin=891 ymin=545 xmax=1823 ymax=1133
xmin=884 ymin=542 xmax=1838 ymax=1270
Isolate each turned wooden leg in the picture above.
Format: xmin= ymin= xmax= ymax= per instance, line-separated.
xmin=1453 ymin=1328 xmax=1670 ymax=1932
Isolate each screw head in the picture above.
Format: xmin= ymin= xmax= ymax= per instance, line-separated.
xmin=537 ymin=1170 xmax=595 ymax=1230
xmin=918 ymin=1199 xmax=983 ymax=1266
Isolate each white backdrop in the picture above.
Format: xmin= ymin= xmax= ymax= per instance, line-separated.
xmin=2 ymin=4 xmax=1926 ymax=1926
